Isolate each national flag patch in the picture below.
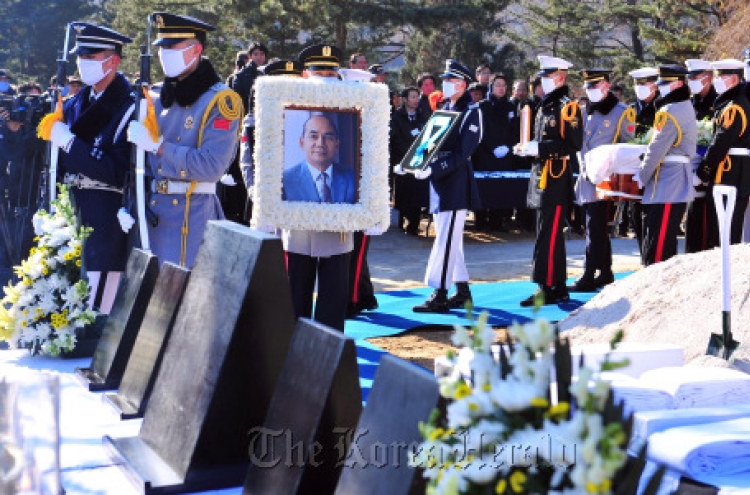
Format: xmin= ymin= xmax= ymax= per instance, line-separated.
xmin=214 ymin=118 xmax=231 ymax=130
xmin=627 ymin=125 xmax=635 ymax=133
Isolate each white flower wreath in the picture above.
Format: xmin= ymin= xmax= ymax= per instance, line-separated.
xmin=251 ymin=77 xmax=391 ymax=232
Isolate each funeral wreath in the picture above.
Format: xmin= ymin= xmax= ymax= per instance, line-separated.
xmin=0 ymin=185 xmax=98 ymax=356
xmin=411 ymin=307 xmax=663 ymax=494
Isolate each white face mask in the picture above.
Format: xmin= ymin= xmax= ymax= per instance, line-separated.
xmin=634 ymin=84 xmax=653 ymax=101
xmin=541 ymin=77 xmax=557 ymax=95
xmin=77 ymin=56 xmax=113 ymax=86
xmin=713 ymin=77 xmax=728 ymax=95
xmin=159 ymin=45 xmax=197 ymax=78
xmin=586 ymin=87 xmax=604 ymax=103
xmin=688 ymin=78 xmax=706 ymax=95
xmin=442 ymin=80 xmax=456 ymax=99
xmin=657 ymin=84 xmax=672 ymax=98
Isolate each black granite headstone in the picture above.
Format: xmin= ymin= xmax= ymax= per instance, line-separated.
xmin=334 ymin=354 xmax=439 ymax=495
xmin=75 ymin=249 xmax=159 ymax=391
xmin=103 ymin=221 xmax=295 ymax=494
xmin=103 ymin=263 xmax=190 ymax=419
xmin=243 ymin=318 xmax=363 ymax=495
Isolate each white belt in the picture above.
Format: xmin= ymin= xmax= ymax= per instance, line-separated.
xmin=151 ymin=180 xmax=216 ymax=195
xmin=728 ymin=148 xmax=750 ymax=156
xmin=63 ymin=173 xmax=123 ymax=194
xmin=663 ymin=155 xmax=691 ymax=164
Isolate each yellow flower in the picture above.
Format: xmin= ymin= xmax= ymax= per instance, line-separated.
xmin=42 ymin=267 xmax=49 ymax=276
xmin=531 ymin=397 xmax=549 ymax=408
xmin=76 ymin=260 xmax=82 ymax=268
xmin=482 ymin=383 xmax=491 ymax=392
xmin=63 ymin=252 xmax=73 ymax=261
xmin=510 ymin=471 xmax=526 ymax=493
xmin=495 ymin=479 xmax=507 ymax=494
xmin=587 ymin=481 xmax=598 ymax=493
xmin=455 ymin=383 xmax=472 ymax=399
xmin=428 ymin=428 xmax=445 ymax=442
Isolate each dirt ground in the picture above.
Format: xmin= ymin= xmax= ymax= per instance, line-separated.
xmin=364 ymin=215 xmax=644 ymax=372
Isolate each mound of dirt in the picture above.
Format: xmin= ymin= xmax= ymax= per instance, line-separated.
xmin=559 ymin=244 xmax=750 ymax=368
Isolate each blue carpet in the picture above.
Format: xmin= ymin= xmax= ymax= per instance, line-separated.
xmin=350 ymin=274 xmax=631 ymax=402
xmin=345 ymin=274 xmax=630 ymax=341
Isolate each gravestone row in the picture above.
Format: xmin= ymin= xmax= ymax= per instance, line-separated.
xmin=77 ymin=221 xmax=439 ymax=494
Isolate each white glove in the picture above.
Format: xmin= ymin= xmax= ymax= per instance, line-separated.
xmin=220 ymin=174 xmax=236 ymax=186
xmin=493 ymin=145 xmax=510 ymax=158
xmin=364 ymin=226 xmax=384 ymax=236
xmin=414 ymin=167 xmax=432 ymax=180
xmin=518 ymin=140 xmax=539 ymax=157
xmin=692 ymin=172 xmax=703 ymax=187
xmin=117 ymin=207 xmax=136 ymax=233
xmin=51 ymin=122 xmax=75 ymax=150
xmin=393 ymin=164 xmax=407 ymax=176
xmin=127 ymin=121 xmax=163 ymax=153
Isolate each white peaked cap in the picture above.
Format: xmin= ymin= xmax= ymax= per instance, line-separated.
xmin=710 ymin=59 xmax=745 ymax=71
xmin=537 ymin=55 xmax=573 ymax=71
xmin=628 ymin=67 xmax=658 ymax=79
xmin=338 ymin=68 xmax=375 ymax=82
xmin=685 ymin=59 xmax=711 ymax=73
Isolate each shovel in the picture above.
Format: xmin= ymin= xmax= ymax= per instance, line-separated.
xmin=706 ymin=184 xmax=740 ymax=360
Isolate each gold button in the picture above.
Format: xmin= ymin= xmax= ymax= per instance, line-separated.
xmin=180 ymin=170 xmax=186 ymax=178
xmin=151 ymin=200 xmax=157 ymax=206
xmin=587 ymin=131 xmax=591 ymax=135
xmin=176 ymin=136 xmax=181 ymax=142
xmin=172 ymin=199 xmax=179 ymax=206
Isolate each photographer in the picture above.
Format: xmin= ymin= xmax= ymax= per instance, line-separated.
xmin=0 ymin=83 xmax=47 ymax=285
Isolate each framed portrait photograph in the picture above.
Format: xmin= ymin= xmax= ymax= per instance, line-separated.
xmin=400 ymin=110 xmax=461 ymax=172
xmin=252 ymin=77 xmax=391 ymax=232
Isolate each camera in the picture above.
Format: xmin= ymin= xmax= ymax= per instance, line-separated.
xmin=0 ymin=95 xmax=49 ymax=126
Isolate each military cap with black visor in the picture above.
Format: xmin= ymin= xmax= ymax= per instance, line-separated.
xmin=656 ymin=64 xmax=688 ymax=85
xmin=298 ymin=44 xmax=343 ymax=72
xmin=440 ymin=59 xmax=475 ymax=83
xmin=69 ymin=22 xmax=132 ymax=55
xmin=151 ymin=12 xmax=215 ymax=47
xmin=580 ymin=69 xmax=612 ymax=86
xmin=263 ymin=59 xmax=303 ymax=77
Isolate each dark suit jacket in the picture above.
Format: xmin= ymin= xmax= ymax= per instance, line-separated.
xmin=282 ymin=161 xmax=356 ymax=203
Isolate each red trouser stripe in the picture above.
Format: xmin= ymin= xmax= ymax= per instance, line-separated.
xmin=351 ymin=234 xmax=368 ymax=303
xmin=284 ymin=251 xmax=289 ymax=273
xmin=547 ymin=205 xmax=562 ymax=287
xmin=655 ymin=203 xmax=671 ymax=263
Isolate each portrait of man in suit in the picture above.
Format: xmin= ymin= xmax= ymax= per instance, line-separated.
xmin=282 ymin=112 xmax=357 ymax=204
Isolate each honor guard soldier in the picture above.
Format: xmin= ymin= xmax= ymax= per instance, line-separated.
xmin=282 ymin=44 xmax=357 ymax=332
xmin=625 ymin=67 xmax=659 ymax=248
xmin=409 ymin=59 xmax=483 ymax=313
xmin=569 ymin=69 xmax=635 ymax=292
xmin=684 ymin=59 xmax=717 ymax=253
xmin=515 ymin=56 xmax=583 ymax=306
xmin=127 ymin=13 xmax=242 ymax=268
xmin=44 ymin=23 xmax=134 ymax=314
xmin=638 ymin=64 xmax=696 ymax=266
xmin=696 ymin=59 xmax=750 ymax=245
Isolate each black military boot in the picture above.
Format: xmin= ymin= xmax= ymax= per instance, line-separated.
xmin=594 ymin=269 xmax=615 ymax=288
xmin=567 ymin=270 xmax=598 ymax=292
xmin=413 ymin=289 xmax=450 ymax=313
xmin=520 ymin=285 xmax=550 ymax=307
xmin=447 ymin=282 xmax=473 ymax=309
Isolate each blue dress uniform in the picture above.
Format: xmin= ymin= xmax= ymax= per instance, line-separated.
xmin=639 ymin=65 xmax=697 ymax=266
xmin=413 ymin=60 xmax=482 ymax=313
xmin=697 ymin=60 xmax=750 ymax=246
xmin=144 ymin=13 xmax=242 ymax=268
xmin=570 ymin=69 xmax=635 ymax=292
xmin=519 ymin=56 xmax=583 ymax=306
xmin=56 ymin=23 xmax=134 ymax=312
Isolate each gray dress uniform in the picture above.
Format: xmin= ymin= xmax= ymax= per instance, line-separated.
xmin=147 ymin=79 xmax=242 ymax=267
xmin=639 ymin=76 xmax=696 ymax=265
xmin=569 ymin=87 xmax=636 ymax=291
